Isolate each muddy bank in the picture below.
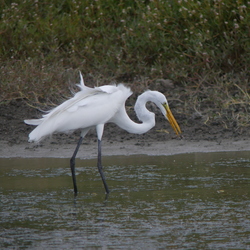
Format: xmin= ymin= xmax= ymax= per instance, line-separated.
xmin=1 ymin=137 xmax=250 ymax=159
xmin=0 ymin=98 xmax=249 ymax=159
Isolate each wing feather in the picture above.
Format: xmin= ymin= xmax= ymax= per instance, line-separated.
xmin=25 ymin=80 xmax=132 ymax=142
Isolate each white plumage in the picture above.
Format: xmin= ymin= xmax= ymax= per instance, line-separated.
xmin=24 ymin=72 xmax=181 ymax=194
xmin=25 ymin=76 xmax=132 ymax=142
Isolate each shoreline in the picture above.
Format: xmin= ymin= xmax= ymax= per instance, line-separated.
xmin=1 ymin=138 xmax=250 ymax=159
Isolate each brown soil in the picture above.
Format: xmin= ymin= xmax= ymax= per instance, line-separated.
xmin=0 ymin=86 xmax=249 ymax=158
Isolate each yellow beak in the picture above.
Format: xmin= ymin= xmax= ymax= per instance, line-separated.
xmin=164 ymin=104 xmax=182 ymax=136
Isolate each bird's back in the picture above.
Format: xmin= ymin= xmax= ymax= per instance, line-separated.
xmin=25 ymin=83 xmax=132 ymax=142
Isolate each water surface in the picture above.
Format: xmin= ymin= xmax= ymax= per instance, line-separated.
xmin=0 ymin=151 xmax=250 ymax=249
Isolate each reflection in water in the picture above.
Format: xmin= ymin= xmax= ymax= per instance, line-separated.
xmin=0 ymin=151 xmax=250 ymax=248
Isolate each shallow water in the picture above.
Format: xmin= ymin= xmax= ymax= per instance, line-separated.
xmin=0 ymin=151 xmax=250 ymax=249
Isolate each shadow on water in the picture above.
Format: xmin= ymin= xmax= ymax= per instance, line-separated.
xmin=0 ymin=151 xmax=250 ymax=249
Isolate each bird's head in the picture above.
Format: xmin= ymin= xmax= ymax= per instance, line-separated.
xmin=153 ymin=92 xmax=182 ymax=136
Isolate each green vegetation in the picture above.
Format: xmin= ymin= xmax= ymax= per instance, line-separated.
xmin=0 ymin=0 xmax=249 ymax=128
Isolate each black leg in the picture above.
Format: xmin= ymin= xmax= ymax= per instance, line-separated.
xmin=70 ymin=136 xmax=83 ymax=195
xmin=97 ymin=139 xmax=110 ymax=194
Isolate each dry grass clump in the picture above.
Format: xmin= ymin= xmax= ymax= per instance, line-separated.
xmin=180 ymin=71 xmax=250 ymax=131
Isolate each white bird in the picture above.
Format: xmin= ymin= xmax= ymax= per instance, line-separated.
xmin=24 ymin=72 xmax=181 ymax=195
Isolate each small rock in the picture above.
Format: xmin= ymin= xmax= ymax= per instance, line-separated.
xmin=191 ymin=111 xmax=203 ymax=120
xmin=150 ymin=79 xmax=174 ymax=92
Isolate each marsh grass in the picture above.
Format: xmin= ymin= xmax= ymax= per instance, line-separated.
xmin=182 ymin=71 xmax=250 ymax=129
xmin=0 ymin=0 xmax=249 ymax=128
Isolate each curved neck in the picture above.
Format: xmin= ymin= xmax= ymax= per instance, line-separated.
xmin=111 ymin=92 xmax=156 ymax=134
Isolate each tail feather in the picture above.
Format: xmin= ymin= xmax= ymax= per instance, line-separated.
xmin=25 ymin=119 xmax=49 ymax=142
xmin=28 ymin=126 xmax=46 ymax=142
xmin=24 ymin=119 xmax=43 ymax=126
xmin=27 ymin=120 xmax=54 ymax=142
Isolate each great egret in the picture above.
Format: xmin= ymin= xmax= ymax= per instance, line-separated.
xmin=24 ymin=73 xmax=181 ymax=194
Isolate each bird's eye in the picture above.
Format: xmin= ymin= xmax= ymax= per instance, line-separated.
xmin=162 ymin=102 xmax=169 ymax=109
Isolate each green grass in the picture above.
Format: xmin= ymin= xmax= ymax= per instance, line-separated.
xmin=0 ymin=0 xmax=249 ymax=128
xmin=1 ymin=0 xmax=249 ymax=77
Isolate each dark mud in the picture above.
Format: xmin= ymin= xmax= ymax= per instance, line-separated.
xmin=0 ymin=89 xmax=249 ymax=158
